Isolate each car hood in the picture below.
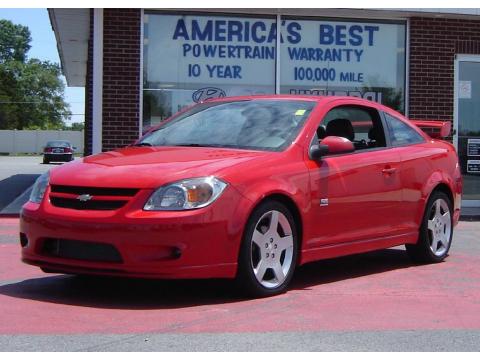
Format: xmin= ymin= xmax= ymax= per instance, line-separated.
xmin=49 ymin=146 xmax=270 ymax=188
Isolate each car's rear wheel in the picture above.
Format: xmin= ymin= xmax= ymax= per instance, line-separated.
xmin=236 ymin=200 xmax=298 ymax=297
xmin=42 ymin=157 xmax=49 ymax=164
xmin=406 ymin=191 xmax=453 ymax=263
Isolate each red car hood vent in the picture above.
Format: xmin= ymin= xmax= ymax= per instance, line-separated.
xmin=49 ymin=146 xmax=268 ymax=189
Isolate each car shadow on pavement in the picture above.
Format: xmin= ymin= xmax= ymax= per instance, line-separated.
xmin=0 ymin=248 xmax=418 ymax=309
xmin=0 ymin=275 xmax=238 ymax=309
xmin=291 ymin=247 xmax=417 ymax=290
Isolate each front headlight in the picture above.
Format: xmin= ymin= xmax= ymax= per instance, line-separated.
xmin=29 ymin=171 xmax=50 ymax=204
xmin=144 ymin=177 xmax=227 ymax=211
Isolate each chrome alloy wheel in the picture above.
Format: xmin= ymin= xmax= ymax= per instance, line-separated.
xmin=250 ymin=210 xmax=294 ymax=288
xmin=427 ymin=198 xmax=452 ymax=257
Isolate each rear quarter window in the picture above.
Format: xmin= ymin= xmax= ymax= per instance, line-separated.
xmin=384 ymin=113 xmax=425 ymax=146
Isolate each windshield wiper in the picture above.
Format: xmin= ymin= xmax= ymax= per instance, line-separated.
xmin=173 ymin=143 xmax=226 ymax=148
xmin=134 ymin=142 xmax=153 ymax=147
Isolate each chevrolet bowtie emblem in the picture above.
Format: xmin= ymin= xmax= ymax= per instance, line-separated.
xmin=77 ymin=194 xmax=93 ymax=202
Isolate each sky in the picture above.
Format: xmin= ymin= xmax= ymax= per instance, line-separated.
xmin=0 ymin=8 xmax=85 ymax=125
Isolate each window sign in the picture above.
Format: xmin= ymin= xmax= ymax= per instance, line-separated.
xmin=459 ymin=80 xmax=472 ymax=99
xmin=144 ymin=13 xmax=276 ymax=129
xmin=145 ymin=14 xmax=276 ymax=87
xmin=280 ymin=19 xmax=406 ymax=111
xmin=468 ymin=138 xmax=480 ymax=156
xmin=467 ymin=160 xmax=480 ymax=173
xmin=143 ymin=13 xmax=406 ymax=130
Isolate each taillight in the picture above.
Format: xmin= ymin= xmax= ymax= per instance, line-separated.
xmin=45 ymin=147 xmax=52 ymax=152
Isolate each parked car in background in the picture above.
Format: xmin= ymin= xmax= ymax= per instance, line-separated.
xmin=42 ymin=140 xmax=75 ymax=164
xmin=22 ymin=96 xmax=462 ymax=297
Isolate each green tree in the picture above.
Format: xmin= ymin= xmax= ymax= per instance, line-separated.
xmin=0 ymin=19 xmax=70 ymax=130
xmin=64 ymin=122 xmax=84 ymax=131
xmin=0 ymin=19 xmax=31 ymax=63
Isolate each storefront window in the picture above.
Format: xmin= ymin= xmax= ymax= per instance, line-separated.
xmin=279 ymin=18 xmax=406 ymax=112
xmin=143 ymin=13 xmax=277 ymax=131
xmin=143 ymin=13 xmax=406 ymax=131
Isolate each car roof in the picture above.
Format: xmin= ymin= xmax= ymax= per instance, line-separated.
xmin=205 ymin=94 xmax=384 ymax=108
xmin=205 ymin=94 xmax=323 ymax=103
xmin=46 ymin=140 xmax=71 ymax=144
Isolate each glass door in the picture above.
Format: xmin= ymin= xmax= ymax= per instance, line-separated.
xmin=455 ymin=55 xmax=480 ymax=207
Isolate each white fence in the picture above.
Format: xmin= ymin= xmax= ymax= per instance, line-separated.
xmin=0 ymin=130 xmax=84 ymax=154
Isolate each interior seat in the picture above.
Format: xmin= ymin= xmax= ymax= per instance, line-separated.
xmin=325 ymin=118 xmax=354 ymax=141
xmin=368 ymin=126 xmax=386 ymax=147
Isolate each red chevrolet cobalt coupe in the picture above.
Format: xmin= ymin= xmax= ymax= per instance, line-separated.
xmin=20 ymin=96 xmax=462 ymax=297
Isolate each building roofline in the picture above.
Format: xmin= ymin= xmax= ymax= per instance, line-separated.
xmin=48 ymin=8 xmax=89 ymax=87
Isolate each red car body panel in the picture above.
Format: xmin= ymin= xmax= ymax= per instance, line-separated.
xmin=20 ymin=95 xmax=462 ymax=279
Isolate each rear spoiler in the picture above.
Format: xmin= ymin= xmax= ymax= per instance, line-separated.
xmin=410 ymin=120 xmax=451 ymax=139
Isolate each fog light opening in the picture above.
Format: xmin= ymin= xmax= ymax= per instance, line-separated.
xmin=172 ymin=247 xmax=182 ymax=259
xmin=20 ymin=233 xmax=28 ymax=248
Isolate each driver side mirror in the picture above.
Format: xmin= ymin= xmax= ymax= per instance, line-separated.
xmin=309 ymin=136 xmax=355 ymax=160
xmin=309 ymin=144 xmax=329 ymax=160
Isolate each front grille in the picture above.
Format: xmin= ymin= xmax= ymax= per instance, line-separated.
xmin=50 ymin=185 xmax=138 ymax=197
xmin=49 ymin=185 xmax=139 ymax=211
xmin=41 ymin=238 xmax=123 ymax=263
xmin=50 ymin=197 xmax=127 ymax=210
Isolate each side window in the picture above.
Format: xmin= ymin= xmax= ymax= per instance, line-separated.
xmin=318 ymin=105 xmax=387 ymax=150
xmin=384 ymin=113 xmax=425 ymax=146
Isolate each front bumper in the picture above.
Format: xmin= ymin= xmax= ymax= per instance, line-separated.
xmin=20 ymin=186 xmax=252 ymax=279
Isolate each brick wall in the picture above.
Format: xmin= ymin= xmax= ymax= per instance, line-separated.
xmin=409 ymin=17 xmax=480 ymax=121
xmin=102 ymin=9 xmax=141 ymax=152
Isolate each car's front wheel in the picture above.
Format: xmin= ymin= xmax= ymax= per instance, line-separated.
xmin=236 ymin=200 xmax=298 ymax=297
xmin=406 ymin=191 xmax=453 ymax=263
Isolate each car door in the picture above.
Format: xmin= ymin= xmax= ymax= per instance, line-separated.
xmin=304 ymin=102 xmax=404 ymax=248
xmin=382 ymin=111 xmax=432 ymax=233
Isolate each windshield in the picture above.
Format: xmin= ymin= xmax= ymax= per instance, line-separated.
xmin=139 ymin=99 xmax=316 ymax=151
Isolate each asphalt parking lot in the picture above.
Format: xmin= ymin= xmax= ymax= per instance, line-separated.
xmin=0 ymin=217 xmax=479 ymax=351
xmin=0 ymin=155 xmax=479 ymax=351
xmin=0 ymin=156 xmax=56 ymax=215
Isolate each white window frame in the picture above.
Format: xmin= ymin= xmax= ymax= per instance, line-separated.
xmin=454 ymin=54 xmax=480 ymax=208
xmin=92 ymin=8 xmax=103 ymax=154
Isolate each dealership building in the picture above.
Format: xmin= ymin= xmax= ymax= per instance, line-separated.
xmin=48 ymin=8 xmax=480 ymax=206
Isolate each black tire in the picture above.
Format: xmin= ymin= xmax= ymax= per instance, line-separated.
xmin=42 ymin=158 xmax=49 ymax=164
xmin=406 ymin=191 xmax=453 ymax=263
xmin=236 ymin=200 xmax=298 ymax=298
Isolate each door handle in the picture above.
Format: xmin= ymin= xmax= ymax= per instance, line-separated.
xmin=382 ymin=167 xmax=397 ymax=175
